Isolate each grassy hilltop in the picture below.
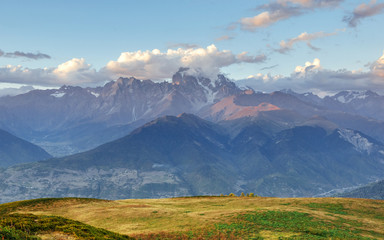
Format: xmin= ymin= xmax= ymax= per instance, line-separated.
xmin=0 ymin=196 xmax=383 ymax=239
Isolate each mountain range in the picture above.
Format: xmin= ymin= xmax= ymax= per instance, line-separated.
xmin=1 ymin=69 xmax=384 ymax=202
xmin=1 ymin=69 xmax=384 ymax=157
xmin=1 ymin=112 xmax=384 ymax=203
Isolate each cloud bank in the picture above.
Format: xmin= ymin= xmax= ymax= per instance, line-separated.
xmin=0 ymin=45 xmax=266 ymax=87
xmin=0 ymin=58 xmax=104 ymax=87
xmin=105 ymin=44 xmax=266 ymax=80
xmin=240 ymin=51 xmax=384 ymax=94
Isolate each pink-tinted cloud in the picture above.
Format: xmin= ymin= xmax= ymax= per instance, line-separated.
xmin=344 ymin=0 xmax=384 ymax=27
xmin=239 ymin=0 xmax=343 ymax=30
xmin=276 ymin=31 xmax=339 ymax=54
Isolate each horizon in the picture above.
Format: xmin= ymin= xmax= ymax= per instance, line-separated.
xmin=0 ymin=71 xmax=381 ymax=98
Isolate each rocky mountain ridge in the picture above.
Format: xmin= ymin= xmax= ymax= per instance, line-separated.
xmin=2 ymin=69 xmax=384 ymax=157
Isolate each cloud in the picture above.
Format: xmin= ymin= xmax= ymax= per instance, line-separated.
xmin=167 ymin=43 xmax=199 ymax=49
xmin=371 ymin=51 xmax=384 ymax=77
xmin=0 ymin=45 xmax=267 ymax=87
xmin=344 ymin=0 xmax=384 ymax=27
xmin=4 ymin=51 xmax=51 ymax=60
xmin=240 ymin=8 xmax=301 ymax=30
xmin=0 ymin=49 xmax=51 ymax=60
xmin=239 ymin=0 xmax=343 ymax=30
xmin=0 ymin=85 xmax=35 ymax=97
xmin=239 ymin=52 xmax=384 ymax=94
xmin=294 ymin=58 xmax=322 ymax=75
xmin=0 ymin=58 xmax=106 ymax=87
xmin=276 ymin=31 xmax=339 ymax=54
xmin=53 ymin=58 xmax=91 ymax=75
xmin=260 ymin=64 xmax=279 ymax=70
xmin=105 ymin=44 xmax=266 ymax=80
xmin=215 ymin=35 xmax=234 ymax=41
xmin=237 ymin=52 xmax=267 ymax=63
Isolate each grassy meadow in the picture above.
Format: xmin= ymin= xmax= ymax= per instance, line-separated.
xmin=0 ymin=196 xmax=383 ymax=239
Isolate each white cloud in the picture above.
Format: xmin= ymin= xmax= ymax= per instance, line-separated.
xmin=53 ymin=58 xmax=90 ymax=75
xmin=105 ymin=44 xmax=266 ymax=80
xmin=371 ymin=51 xmax=384 ymax=77
xmin=0 ymin=58 xmax=106 ymax=87
xmin=294 ymin=58 xmax=321 ymax=75
xmin=0 ymin=45 xmax=266 ymax=87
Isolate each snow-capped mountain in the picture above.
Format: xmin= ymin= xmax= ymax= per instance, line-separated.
xmin=1 ymin=70 xmax=384 ymax=202
xmin=331 ymin=90 xmax=378 ymax=104
xmin=320 ymin=90 xmax=384 ymax=121
xmin=0 ymin=69 xmax=240 ymax=156
xmin=1 ymin=68 xmax=384 ymax=157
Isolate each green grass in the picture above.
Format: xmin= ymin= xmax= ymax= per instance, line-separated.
xmin=304 ymin=203 xmax=349 ymax=215
xmin=0 ymin=197 xmax=107 ymax=215
xmin=214 ymin=210 xmax=372 ymax=239
xmin=0 ymin=213 xmax=134 ymax=240
xmin=0 ymin=225 xmax=40 ymax=240
xmin=134 ymin=210 xmax=376 ymax=239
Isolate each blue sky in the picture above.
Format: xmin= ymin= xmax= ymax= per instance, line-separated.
xmin=1 ymin=0 xmax=384 ymax=94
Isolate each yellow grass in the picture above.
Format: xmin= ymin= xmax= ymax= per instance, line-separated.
xmin=12 ymin=196 xmax=384 ymax=239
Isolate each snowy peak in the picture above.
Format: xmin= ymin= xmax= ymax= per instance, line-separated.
xmin=166 ymin=69 xmax=237 ymax=110
xmin=171 ymin=68 xmax=240 ymax=103
xmin=332 ymin=90 xmax=378 ymax=104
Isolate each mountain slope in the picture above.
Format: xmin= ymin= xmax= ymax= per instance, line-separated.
xmin=0 ymin=114 xmax=238 ymax=202
xmin=338 ymin=179 xmax=384 ymax=199
xmin=0 ymin=128 xmax=51 ymax=167
xmin=1 ymin=114 xmax=384 ymax=202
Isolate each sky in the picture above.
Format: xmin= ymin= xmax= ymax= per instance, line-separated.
xmin=1 ymin=0 xmax=384 ymax=95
